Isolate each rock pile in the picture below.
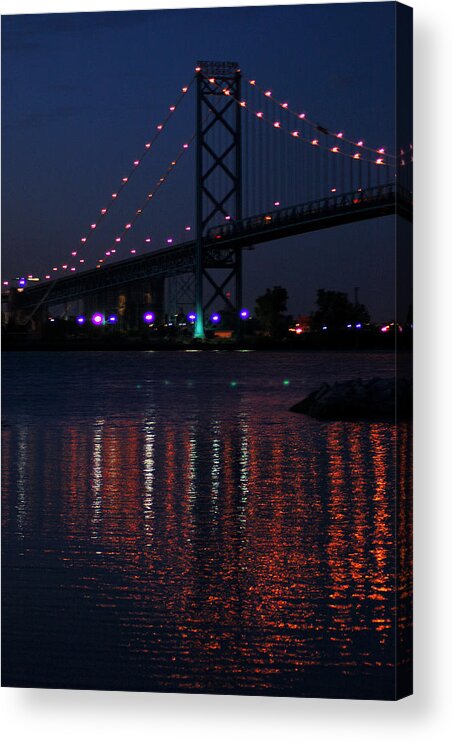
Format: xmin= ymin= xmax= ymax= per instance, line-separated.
xmin=289 ymin=377 xmax=412 ymax=421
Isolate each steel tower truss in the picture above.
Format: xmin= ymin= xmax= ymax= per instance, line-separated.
xmin=194 ymin=60 xmax=243 ymax=339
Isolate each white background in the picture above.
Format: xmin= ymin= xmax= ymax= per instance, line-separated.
xmin=1 ymin=0 xmax=452 ymax=739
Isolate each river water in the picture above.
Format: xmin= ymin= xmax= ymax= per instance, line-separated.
xmin=1 ymin=350 xmax=412 ymax=698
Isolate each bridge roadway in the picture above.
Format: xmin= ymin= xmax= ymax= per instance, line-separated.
xmin=16 ymin=183 xmax=412 ymax=311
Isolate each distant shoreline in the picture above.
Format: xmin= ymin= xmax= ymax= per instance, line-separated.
xmin=1 ymin=335 xmax=412 ymax=353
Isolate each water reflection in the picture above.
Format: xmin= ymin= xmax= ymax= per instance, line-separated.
xmin=1 ymin=352 xmax=412 ymax=698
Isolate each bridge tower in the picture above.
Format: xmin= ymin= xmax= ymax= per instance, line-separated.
xmin=194 ymin=61 xmax=243 ymax=339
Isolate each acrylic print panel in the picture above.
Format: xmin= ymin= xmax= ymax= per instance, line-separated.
xmin=1 ymin=2 xmax=413 ymax=700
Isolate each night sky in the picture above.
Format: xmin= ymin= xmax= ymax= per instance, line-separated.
xmin=1 ymin=2 xmax=409 ymax=321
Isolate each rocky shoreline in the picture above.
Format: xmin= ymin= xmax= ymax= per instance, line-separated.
xmin=290 ymin=377 xmax=412 ymax=421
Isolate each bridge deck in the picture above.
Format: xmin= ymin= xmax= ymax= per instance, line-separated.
xmin=15 ymin=183 xmax=411 ymax=310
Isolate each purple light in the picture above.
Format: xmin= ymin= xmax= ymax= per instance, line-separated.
xmin=76 ymin=315 xmax=86 ymax=325
xmin=239 ymin=309 xmax=250 ymax=320
xmin=355 ymin=322 xmax=362 ymax=329
xmin=187 ymin=312 xmax=196 ymax=322
xmin=19 ymin=278 xmax=26 ymax=287
xmin=91 ymin=312 xmax=104 ymax=326
xmin=107 ymin=314 xmax=118 ymax=324
xmin=211 ymin=313 xmax=221 ymax=324
xmin=143 ymin=311 xmax=155 ymax=324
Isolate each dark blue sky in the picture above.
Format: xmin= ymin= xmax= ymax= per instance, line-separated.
xmin=1 ymin=2 xmax=408 ymax=320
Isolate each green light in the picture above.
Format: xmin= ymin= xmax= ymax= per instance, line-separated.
xmin=283 ymin=379 xmax=290 ymax=386
xmin=230 ymin=381 xmax=237 ymax=388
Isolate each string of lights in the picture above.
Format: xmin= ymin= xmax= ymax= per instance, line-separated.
xmin=94 ymin=133 xmax=196 ymax=268
xmin=92 ymin=100 xmax=226 ymax=267
xmin=246 ymin=77 xmax=400 ymax=158
xmin=217 ymin=79 xmax=395 ymax=167
xmin=2 ymin=77 xmax=195 ymax=288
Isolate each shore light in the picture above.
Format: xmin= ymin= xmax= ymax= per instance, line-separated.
xmin=187 ymin=312 xmax=196 ymax=323
xmin=240 ymin=309 xmax=250 ymax=320
xmin=91 ymin=312 xmax=104 ymax=326
xmin=107 ymin=315 xmax=118 ymax=324
xmin=143 ymin=311 xmax=155 ymax=324
xmin=210 ymin=313 xmax=221 ymax=324
xmin=76 ymin=316 xmax=85 ymax=325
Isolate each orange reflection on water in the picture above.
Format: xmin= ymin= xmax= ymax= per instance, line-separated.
xmin=1 ymin=409 xmax=412 ymax=693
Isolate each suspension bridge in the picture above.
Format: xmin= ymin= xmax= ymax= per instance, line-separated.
xmin=4 ymin=60 xmax=412 ymax=339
